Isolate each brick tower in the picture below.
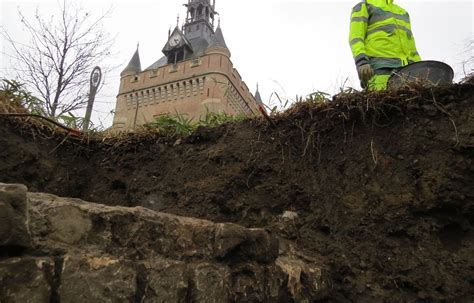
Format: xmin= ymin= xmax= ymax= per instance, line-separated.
xmin=112 ymin=0 xmax=262 ymax=130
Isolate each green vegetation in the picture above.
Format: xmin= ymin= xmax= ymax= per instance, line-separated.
xmin=145 ymin=110 xmax=247 ymax=135
xmin=0 ymin=78 xmax=87 ymax=129
xmin=0 ymin=79 xmax=45 ymax=115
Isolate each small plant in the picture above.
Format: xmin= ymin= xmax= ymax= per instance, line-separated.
xmin=266 ymin=92 xmax=290 ymax=115
xmin=145 ymin=109 xmax=247 ymax=135
xmin=0 ymin=79 xmax=45 ymax=114
xmin=264 ymin=89 xmax=331 ymax=115
xmin=199 ymin=108 xmax=246 ymax=127
xmin=58 ymin=112 xmax=85 ymax=129
xmin=307 ymin=91 xmax=331 ymax=104
xmin=145 ymin=113 xmax=196 ymax=135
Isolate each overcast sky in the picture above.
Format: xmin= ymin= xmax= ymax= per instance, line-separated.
xmin=1 ymin=0 xmax=473 ymax=127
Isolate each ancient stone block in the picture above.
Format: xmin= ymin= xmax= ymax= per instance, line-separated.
xmin=27 ymin=193 xmax=278 ymax=264
xmin=190 ymin=263 xmax=230 ymax=303
xmin=214 ymin=223 xmax=279 ymax=263
xmin=0 ymin=257 xmax=53 ymax=303
xmin=140 ymin=258 xmax=188 ymax=303
xmin=60 ymin=256 xmax=136 ymax=303
xmin=214 ymin=223 xmax=248 ymax=258
xmin=229 ymin=263 xmax=267 ymax=302
xmin=0 ymin=183 xmax=31 ymax=248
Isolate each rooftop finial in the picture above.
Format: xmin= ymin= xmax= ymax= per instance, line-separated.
xmin=218 ymin=17 xmax=221 ymax=28
xmin=177 ymin=14 xmax=180 ymax=27
xmin=136 ymin=42 xmax=139 ymax=50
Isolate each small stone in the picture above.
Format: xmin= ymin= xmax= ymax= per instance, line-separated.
xmin=174 ymin=138 xmax=183 ymax=146
xmin=282 ymin=211 xmax=299 ymax=221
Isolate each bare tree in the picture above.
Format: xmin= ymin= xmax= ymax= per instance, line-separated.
xmin=462 ymin=39 xmax=473 ymax=77
xmin=1 ymin=0 xmax=114 ymax=118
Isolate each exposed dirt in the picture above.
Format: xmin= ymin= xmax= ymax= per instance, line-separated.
xmin=1 ymin=84 xmax=473 ymax=302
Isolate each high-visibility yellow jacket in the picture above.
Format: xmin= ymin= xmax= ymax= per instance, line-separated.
xmin=349 ymin=0 xmax=421 ymax=71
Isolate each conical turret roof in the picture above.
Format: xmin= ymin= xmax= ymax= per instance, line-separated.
xmin=121 ymin=47 xmax=142 ymax=77
xmin=209 ymin=23 xmax=228 ymax=50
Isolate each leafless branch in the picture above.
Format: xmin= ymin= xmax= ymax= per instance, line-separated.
xmin=1 ymin=1 xmax=115 ymax=118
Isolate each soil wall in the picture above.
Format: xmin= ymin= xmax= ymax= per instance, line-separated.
xmin=1 ymin=84 xmax=473 ymax=301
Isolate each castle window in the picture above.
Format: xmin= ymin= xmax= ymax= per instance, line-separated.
xmin=149 ymin=70 xmax=158 ymax=78
xmin=170 ymin=64 xmax=178 ymax=73
xmin=197 ymin=5 xmax=203 ymax=18
xmin=191 ymin=58 xmax=201 ymax=67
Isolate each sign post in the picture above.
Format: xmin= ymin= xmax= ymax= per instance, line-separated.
xmin=83 ymin=66 xmax=102 ymax=132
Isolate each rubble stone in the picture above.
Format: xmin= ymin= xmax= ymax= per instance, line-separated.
xmin=28 ymin=192 xmax=278 ymax=264
xmin=60 ymin=256 xmax=136 ymax=303
xmin=0 ymin=185 xmax=330 ymax=302
xmin=0 ymin=257 xmax=53 ymax=303
xmin=0 ymin=183 xmax=31 ymax=248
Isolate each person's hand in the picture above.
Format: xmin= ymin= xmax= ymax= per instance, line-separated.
xmin=357 ymin=64 xmax=374 ymax=83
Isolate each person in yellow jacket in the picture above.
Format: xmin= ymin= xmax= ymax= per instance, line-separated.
xmin=349 ymin=0 xmax=421 ymax=90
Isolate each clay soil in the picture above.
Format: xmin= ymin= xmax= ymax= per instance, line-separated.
xmin=1 ymin=84 xmax=473 ymax=302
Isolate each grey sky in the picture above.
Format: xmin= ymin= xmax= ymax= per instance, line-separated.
xmin=1 ymin=0 xmax=473 ymax=127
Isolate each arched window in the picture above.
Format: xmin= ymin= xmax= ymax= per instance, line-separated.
xmin=197 ymin=5 xmax=203 ymax=18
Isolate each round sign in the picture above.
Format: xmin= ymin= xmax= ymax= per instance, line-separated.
xmin=90 ymin=66 xmax=102 ymax=90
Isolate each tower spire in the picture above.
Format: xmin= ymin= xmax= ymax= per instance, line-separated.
xmin=183 ymin=0 xmax=217 ymax=35
xmin=120 ymin=47 xmax=142 ymax=77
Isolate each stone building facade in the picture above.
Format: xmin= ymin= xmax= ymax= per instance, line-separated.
xmin=112 ymin=0 xmax=263 ymax=130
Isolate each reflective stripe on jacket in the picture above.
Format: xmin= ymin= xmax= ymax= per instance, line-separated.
xmin=349 ymin=0 xmax=421 ymax=70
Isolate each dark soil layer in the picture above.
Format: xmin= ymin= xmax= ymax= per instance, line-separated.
xmin=1 ymin=84 xmax=473 ymax=302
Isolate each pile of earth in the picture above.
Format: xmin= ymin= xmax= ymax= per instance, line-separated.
xmin=1 ymin=83 xmax=473 ymax=302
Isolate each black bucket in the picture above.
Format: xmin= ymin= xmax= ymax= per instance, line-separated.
xmin=388 ymin=60 xmax=454 ymax=89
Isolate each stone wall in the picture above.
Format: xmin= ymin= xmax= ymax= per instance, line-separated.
xmin=0 ymin=183 xmax=330 ymax=302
